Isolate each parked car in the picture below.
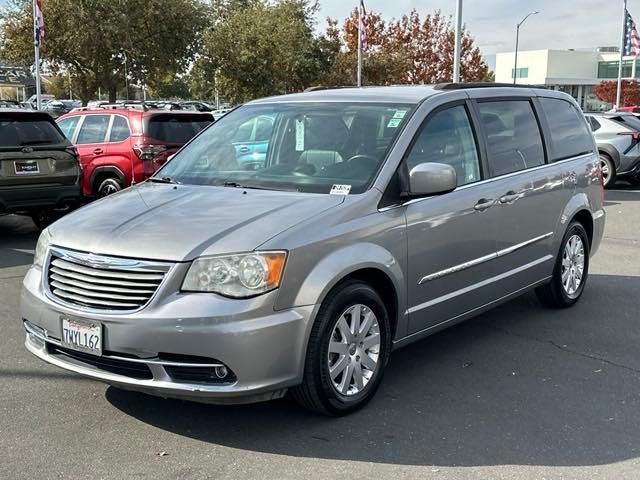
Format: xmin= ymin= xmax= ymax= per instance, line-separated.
xmin=55 ymin=105 xmax=213 ymax=197
xmin=26 ymin=94 xmax=55 ymax=109
xmin=615 ymin=105 xmax=640 ymax=113
xmin=0 ymin=99 xmax=22 ymax=109
xmin=43 ymin=100 xmax=81 ymax=119
xmin=22 ymin=85 xmax=604 ymax=415
xmin=232 ymin=114 xmax=274 ymax=167
xmin=584 ymin=112 xmax=640 ymax=187
xmin=0 ymin=108 xmax=81 ymax=228
xmin=180 ymin=101 xmax=215 ymax=112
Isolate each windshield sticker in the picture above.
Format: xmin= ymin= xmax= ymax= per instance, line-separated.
xmin=387 ymin=109 xmax=407 ymax=128
xmin=330 ymin=184 xmax=352 ymax=196
xmin=295 ymin=119 xmax=305 ymax=151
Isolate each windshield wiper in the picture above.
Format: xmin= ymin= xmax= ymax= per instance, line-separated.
xmin=148 ymin=176 xmax=180 ymax=185
xmin=222 ymin=181 xmax=298 ymax=192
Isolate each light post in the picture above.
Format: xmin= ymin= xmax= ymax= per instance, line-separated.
xmin=513 ymin=11 xmax=539 ymax=84
xmin=119 ymin=49 xmax=129 ymax=100
xmin=453 ymin=0 xmax=463 ymax=83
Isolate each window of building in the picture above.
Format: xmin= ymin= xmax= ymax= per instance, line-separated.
xmin=478 ymin=100 xmax=545 ymax=177
xmin=539 ymin=97 xmax=594 ymax=161
xmin=598 ymin=59 xmax=640 ymax=79
xmin=405 ymin=105 xmax=481 ymax=186
xmin=511 ymin=67 xmax=529 ymax=79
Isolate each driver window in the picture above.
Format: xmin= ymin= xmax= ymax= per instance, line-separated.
xmin=405 ymin=105 xmax=480 ymax=186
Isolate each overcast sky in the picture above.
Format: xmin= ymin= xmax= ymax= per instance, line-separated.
xmin=318 ymin=0 xmax=628 ymax=58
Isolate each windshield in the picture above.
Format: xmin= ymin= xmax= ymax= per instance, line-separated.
xmin=155 ymin=102 xmax=413 ymax=194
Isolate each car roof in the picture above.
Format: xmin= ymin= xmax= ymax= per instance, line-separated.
xmin=0 ymin=108 xmax=54 ymax=118
xmin=247 ymin=84 xmax=555 ymax=106
xmin=586 ymin=111 xmax=635 ymax=118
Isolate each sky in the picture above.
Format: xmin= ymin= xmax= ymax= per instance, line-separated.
xmin=318 ymin=0 xmax=629 ymax=69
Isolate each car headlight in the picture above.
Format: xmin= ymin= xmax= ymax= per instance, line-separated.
xmin=33 ymin=228 xmax=51 ymax=268
xmin=182 ymin=251 xmax=287 ymax=298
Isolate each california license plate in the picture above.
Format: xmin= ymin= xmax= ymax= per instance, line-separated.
xmin=14 ymin=161 xmax=40 ymax=175
xmin=61 ymin=317 xmax=102 ymax=356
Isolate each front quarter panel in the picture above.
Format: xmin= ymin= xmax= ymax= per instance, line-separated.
xmin=264 ymin=195 xmax=409 ymax=340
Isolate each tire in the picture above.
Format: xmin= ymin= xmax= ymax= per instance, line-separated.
xmin=96 ymin=177 xmax=123 ymax=198
xmin=536 ymin=222 xmax=590 ymax=309
xmin=599 ymin=153 xmax=616 ymax=189
xmin=292 ymin=280 xmax=392 ymax=416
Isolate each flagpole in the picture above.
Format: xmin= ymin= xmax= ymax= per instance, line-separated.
xmin=32 ymin=0 xmax=42 ymax=110
xmin=357 ymin=3 xmax=362 ymax=87
xmin=617 ymin=0 xmax=628 ymax=108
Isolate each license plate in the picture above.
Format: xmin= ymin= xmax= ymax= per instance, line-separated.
xmin=14 ymin=161 xmax=40 ymax=175
xmin=61 ymin=317 xmax=102 ymax=356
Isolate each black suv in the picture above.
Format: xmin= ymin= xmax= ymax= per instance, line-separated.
xmin=0 ymin=109 xmax=82 ymax=228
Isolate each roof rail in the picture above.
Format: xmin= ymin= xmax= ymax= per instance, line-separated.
xmin=70 ymin=103 xmax=149 ymax=113
xmin=304 ymin=85 xmax=357 ymax=93
xmin=434 ymin=82 xmax=549 ymax=90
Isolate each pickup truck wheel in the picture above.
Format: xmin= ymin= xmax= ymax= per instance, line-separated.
xmin=536 ymin=222 xmax=590 ymax=309
xmin=292 ymin=280 xmax=391 ymax=416
xmin=97 ymin=177 xmax=123 ymax=198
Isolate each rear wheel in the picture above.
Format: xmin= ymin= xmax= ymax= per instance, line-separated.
xmin=599 ymin=154 xmax=616 ymax=188
xmin=292 ymin=280 xmax=391 ymax=416
xmin=536 ymin=222 xmax=590 ymax=308
xmin=96 ymin=177 xmax=123 ymax=198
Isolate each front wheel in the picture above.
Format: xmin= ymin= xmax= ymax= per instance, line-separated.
xmin=536 ymin=222 xmax=590 ymax=308
xmin=292 ymin=280 xmax=392 ymax=416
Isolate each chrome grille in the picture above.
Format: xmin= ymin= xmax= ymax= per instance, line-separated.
xmin=46 ymin=248 xmax=172 ymax=312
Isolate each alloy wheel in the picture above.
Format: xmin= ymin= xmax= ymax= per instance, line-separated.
xmin=561 ymin=234 xmax=585 ymax=296
xmin=327 ymin=304 xmax=381 ymax=396
xmin=600 ymin=157 xmax=611 ymax=186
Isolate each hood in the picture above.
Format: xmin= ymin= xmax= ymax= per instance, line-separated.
xmin=50 ymin=183 xmax=344 ymax=261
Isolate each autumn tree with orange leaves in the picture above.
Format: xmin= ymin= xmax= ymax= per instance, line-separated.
xmin=320 ymin=9 xmax=489 ymax=87
xmin=593 ymin=80 xmax=640 ymax=107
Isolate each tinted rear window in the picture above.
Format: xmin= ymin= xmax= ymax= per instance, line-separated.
xmin=145 ymin=114 xmax=212 ymax=143
xmin=611 ymin=115 xmax=640 ymax=131
xmin=539 ymin=98 xmax=593 ymax=161
xmin=0 ymin=115 xmax=65 ymax=147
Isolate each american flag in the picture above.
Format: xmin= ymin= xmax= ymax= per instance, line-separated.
xmin=624 ymin=8 xmax=640 ymax=56
xmin=359 ymin=0 xmax=368 ymax=50
xmin=34 ymin=0 xmax=45 ymax=46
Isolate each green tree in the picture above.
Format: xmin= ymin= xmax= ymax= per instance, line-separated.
xmin=0 ymin=0 xmax=208 ymax=103
xmin=199 ymin=0 xmax=330 ymax=103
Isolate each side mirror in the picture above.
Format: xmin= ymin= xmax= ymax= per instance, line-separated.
xmin=408 ymin=162 xmax=457 ymax=197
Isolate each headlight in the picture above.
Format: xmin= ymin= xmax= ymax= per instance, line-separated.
xmin=182 ymin=251 xmax=287 ymax=298
xmin=33 ymin=228 xmax=51 ymax=268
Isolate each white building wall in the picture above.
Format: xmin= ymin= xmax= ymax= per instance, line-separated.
xmin=495 ymin=50 xmax=549 ymax=84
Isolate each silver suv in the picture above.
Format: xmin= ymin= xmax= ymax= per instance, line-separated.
xmin=22 ymin=85 xmax=605 ymax=415
xmin=584 ymin=112 xmax=640 ymax=188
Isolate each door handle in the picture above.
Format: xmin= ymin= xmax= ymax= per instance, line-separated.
xmin=499 ymin=190 xmax=521 ymax=204
xmin=93 ymin=148 xmax=103 ymax=155
xmin=474 ymin=198 xmax=497 ymax=212
xmin=239 ymin=146 xmax=250 ymax=153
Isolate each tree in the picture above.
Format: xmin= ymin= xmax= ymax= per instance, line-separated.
xmin=198 ymin=0 xmax=331 ymax=103
xmin=0 ymin=0 xmax=208 ymax=103
xmin=323 ymin=9 xmax=488 ymax=87
xmin=594 ymin=80 xmax=640 ymax=106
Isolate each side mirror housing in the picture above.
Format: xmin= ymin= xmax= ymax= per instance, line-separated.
xmin=407 ymin=162 xmax=457 ymax=197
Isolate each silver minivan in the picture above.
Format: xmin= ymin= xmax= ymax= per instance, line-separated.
xmin=22 ymin=85 xmax=605 ymax=415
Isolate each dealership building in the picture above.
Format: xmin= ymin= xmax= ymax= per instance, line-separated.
xmin=495 ymin=47 xmax=637 ymax=111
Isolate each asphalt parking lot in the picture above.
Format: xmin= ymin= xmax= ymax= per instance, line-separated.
xmin=1 ymin=186 xmax=639 ymax=480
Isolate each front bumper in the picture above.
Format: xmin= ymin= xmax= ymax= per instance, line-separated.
xmin=0 ymin=183 xmax=81 ymax=213
xmin=21 ymin=264 xmax=317 ymax=404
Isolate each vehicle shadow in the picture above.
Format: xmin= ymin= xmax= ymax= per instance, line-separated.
xmin=107 ymin=273 xmax=640 ymax=467
xmin=0 ymin=215 xmax=38 ymax=269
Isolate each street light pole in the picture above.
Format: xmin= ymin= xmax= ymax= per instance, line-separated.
xmin=119 ymin=49 xmax=129 ymax=100
xmin=513 ymin=11 xmax=539 ymax=84
xmin=453 ymin=0 xmax=463 ymax=83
